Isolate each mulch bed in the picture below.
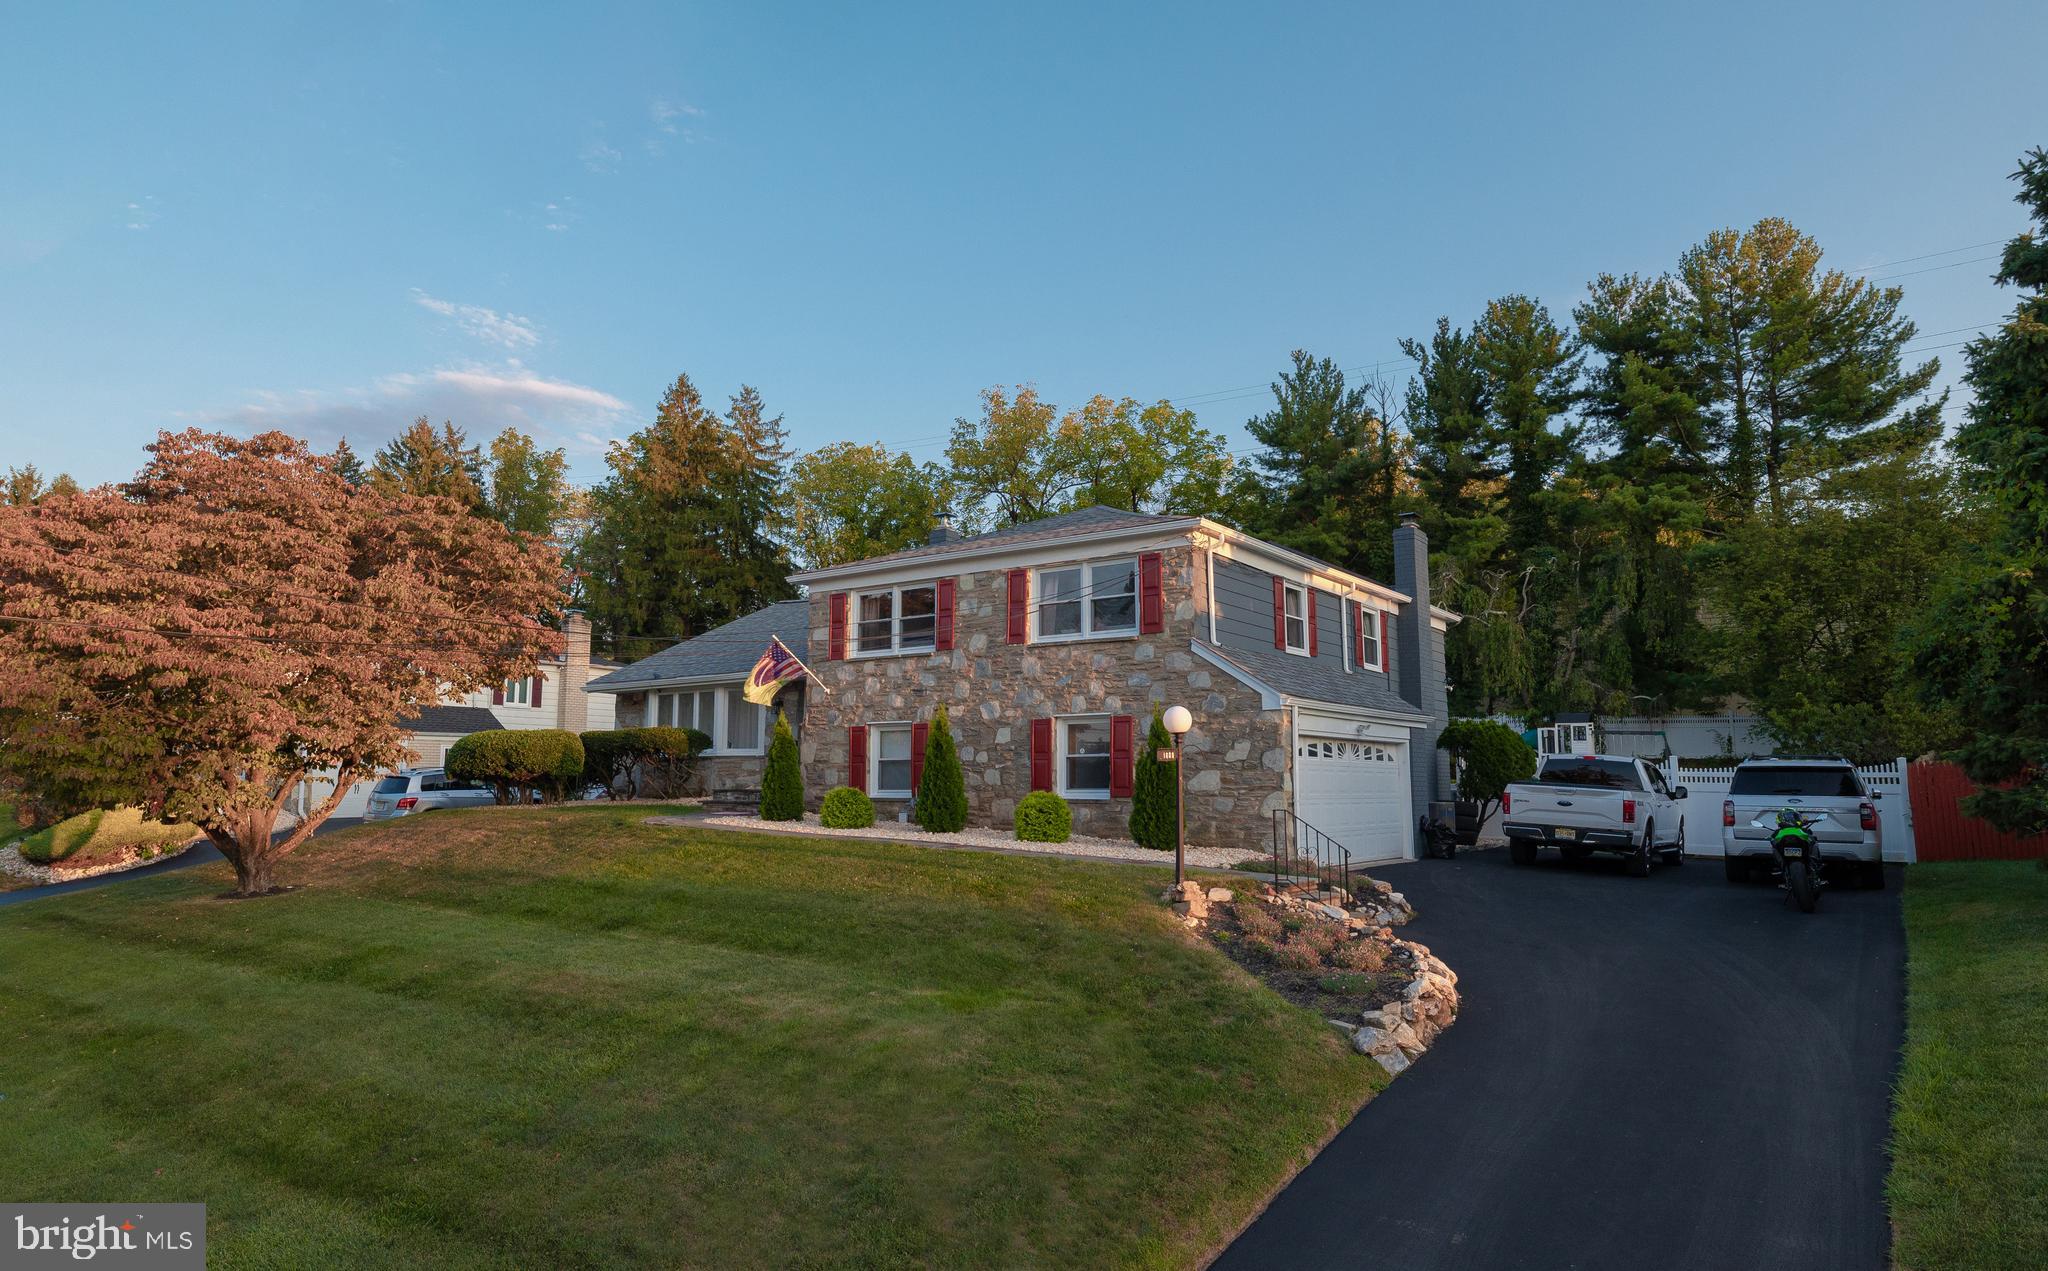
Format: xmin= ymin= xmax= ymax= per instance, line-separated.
xmin=1202 ymin=895 xmax=1414 ymax=1018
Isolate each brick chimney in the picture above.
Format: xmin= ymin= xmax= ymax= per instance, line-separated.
xmin=1393 ymin=513 xmax=1449 ymax=824
xmin=556 ymin=610 xmax=593 ymax=733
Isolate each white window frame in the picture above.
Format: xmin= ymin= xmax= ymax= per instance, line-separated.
xmin=1357 ymin=601 xmax=1383 ymax=673
xmin=502 ymin=676 xmax=533 ymax=706
xmin=869 ymin=721 xmax=916 ymax=798
xmin=722 ymin=688 xmax=766 ymax=756
xmin=1055 ymin=714 xmax=1114 ymax=801
xmin=1281 ymin=582 xmax=1309 ymax=656
xmin=1033 ymin=558 xmax=1139 ymax=644
xmin=851 ymin=583 xmax=939 ymax=657
xmin=648 ymin=684 xmax=766 ymax=755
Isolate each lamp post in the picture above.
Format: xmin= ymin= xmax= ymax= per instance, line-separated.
xmin=1163 ymin=704 xmax=1193 ymax=886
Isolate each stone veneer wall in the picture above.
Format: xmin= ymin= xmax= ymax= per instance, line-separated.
xmin=800 ymin=544 xmax=1291 ymax=853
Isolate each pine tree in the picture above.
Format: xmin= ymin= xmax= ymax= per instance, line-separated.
xmin=1239 ymin=351 xmax=1403 ymax=580
xmin=571 ymin=373 xmax=796 ymax=660
xmin=1127 ymin=711 xmax=1177 ymax=852
xmin=1909 ymin=147 xmax=2048 ymax=834
xmin=369 ymin=417 xmax=486 ymax=508
xmin=759 ymin=710 xmax=803 ymax=821
xmin=914 ymin=705 xmax=967 ymax=832
xmin=330 ymin=438 xmax=368 ymax=487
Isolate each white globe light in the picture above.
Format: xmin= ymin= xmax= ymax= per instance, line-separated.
xmin=1163 ymin=705 xmax=1193 ymax=736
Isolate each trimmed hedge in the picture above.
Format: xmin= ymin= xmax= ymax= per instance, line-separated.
xmin=820 ymin=785 xmax=875 ymax=829
xmin=582 ymin=726 xmax=709 ymax=798
xmin=1014 ymin=790 xmax=1072 ymax=843
xmin=760 ymin=711 xmax=804 ymax=821
xmin=446 ymin=728 xmax=586 ymax=803
xmin=16 ymin=807 xmax=195 ymax=865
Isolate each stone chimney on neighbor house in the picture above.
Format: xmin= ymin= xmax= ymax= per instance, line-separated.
xmin=1393 ymin=513 xmax=1450 ymax=821
xmin=927 ymin=513 xmax=958 ymax=546
xmin=555 ymin=610 xmax=594 ymax=733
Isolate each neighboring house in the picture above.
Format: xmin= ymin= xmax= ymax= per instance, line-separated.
xmin=295 ymin=611 xmax=621 ymax=818
xmin=789 ymin=505 xmax=1456 ymax=862
xmin=584 ymin=600 xmax=812 ymax=795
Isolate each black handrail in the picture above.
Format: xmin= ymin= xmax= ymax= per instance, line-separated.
xmin=1270 ymin=810 xmax=1354 ymax=899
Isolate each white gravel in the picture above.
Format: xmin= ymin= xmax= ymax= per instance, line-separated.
xmin=0 ymin=838 xmax=201 ymax=888
xmin=694 ymin=812 xmax=1258 ymax=869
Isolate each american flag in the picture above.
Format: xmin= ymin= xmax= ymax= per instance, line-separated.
xmin=743 ymin=635 xmax=813 ymax=705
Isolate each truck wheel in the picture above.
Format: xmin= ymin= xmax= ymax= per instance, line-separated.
xmin=1627 ymin=832 xmax=1652 ymax=877
xmin=1510 ymin=841 xmax=1538 ymax=866
xmin=1724 ymin=856 xmax=1748 ymax=884
xmin=1663 ymin=821 xmax=1686 ymax=864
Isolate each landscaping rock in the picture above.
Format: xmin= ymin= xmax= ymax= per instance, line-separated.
xmin=1352 ymin=1025 xmax=1390 ymax=1055
xmin=1374 ymin=1049 xmax=1412 ymax=1076
xmin=1206 ymin=887 xmax=1234 ymax=903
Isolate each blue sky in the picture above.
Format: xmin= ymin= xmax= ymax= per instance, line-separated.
xmin=2 ymin=1 xmax=2040 ymax=488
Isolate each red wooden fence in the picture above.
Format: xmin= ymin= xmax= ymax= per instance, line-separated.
xmin=1908 ymin=761 xmax=2048 ymax=861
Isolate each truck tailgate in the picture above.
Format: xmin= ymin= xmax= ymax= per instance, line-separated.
xmin=1509 ymin=785 xmax=1631 ymax=834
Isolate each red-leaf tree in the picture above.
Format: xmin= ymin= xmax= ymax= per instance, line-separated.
xmin=0 ymin=430 xmax=566 ymax=894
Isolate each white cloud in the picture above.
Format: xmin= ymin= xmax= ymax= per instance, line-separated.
xmin=649 ymin=97 xmax=704 ymax=136
xmin=580 ymin=137 xmax=622 ymax=173
xmin=192 ymin=363 xmax=634 ymax=464
xmin=125 ymin=195 xmax=161 ymax=230
xmin=410 ymin=290 xmax=541 ymax=350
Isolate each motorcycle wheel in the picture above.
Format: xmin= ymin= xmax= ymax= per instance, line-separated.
xmin=1786 ymin=859 xmax=1819 ymax=913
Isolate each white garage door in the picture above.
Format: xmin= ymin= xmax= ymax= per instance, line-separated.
xmin=1294 ymin=735 xmax=1412 ymax=863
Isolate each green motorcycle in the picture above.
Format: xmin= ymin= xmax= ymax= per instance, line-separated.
xmin=1754 ymin=808 xmax=1825 ymax=912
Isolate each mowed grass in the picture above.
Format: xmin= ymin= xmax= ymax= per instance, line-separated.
xmin=1889 ymin=861 xmax=2048 ymax=1270
xmin=0 ymin=806 xmax=1378 ymax=1269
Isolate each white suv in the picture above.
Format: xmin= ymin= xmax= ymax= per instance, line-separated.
xmin=1720 ymin=757 xmax=1884 ymax=888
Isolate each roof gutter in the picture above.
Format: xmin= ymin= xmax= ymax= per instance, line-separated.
xmin=788 ymin=517 xmax=1204 ymax=587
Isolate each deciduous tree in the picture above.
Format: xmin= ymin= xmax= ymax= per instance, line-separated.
xmin=484 ymin=428 xmax=571 ymax=538
xmin=0 ymin=430 xmax=565 ymax=894
xmin=787 ymin=442 xmax=952 ymax=569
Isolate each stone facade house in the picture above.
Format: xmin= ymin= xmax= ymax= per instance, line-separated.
xmin=789 ymin=506 xmax=1456 ymax=861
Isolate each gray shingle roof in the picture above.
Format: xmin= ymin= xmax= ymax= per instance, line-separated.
xmin=398 ymin=705 xmax=505 ymax=735
xmin=586 ymin=600 xmax=811 ymax=692
xmin=795 ymin=505 xmax=1196 ymax=576
xmin=1195 ymin=638 xmax=1427 ymax=721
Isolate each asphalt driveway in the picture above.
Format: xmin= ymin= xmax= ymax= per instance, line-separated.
xmin=1217 ymin=846 xmax=1904 ymax=1271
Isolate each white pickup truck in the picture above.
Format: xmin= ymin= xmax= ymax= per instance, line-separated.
xmin=1501 ymin=754 xmax=1691 ymax=877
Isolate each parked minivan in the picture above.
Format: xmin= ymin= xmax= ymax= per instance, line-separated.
xmin=1721 ymin=756 xmax=1884 ymax=887
xmin=363 ymin=767 xmax=497 ymax=820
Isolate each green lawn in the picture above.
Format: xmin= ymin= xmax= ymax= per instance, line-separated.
xmin=1890 ymin=860 xmax=2048 ymax=1270
xmin=0 ymin=806 xmax=1378 ymax=1268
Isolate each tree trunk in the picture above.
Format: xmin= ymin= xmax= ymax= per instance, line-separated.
xmin=208 ymin=804 xmax=281 ymax=895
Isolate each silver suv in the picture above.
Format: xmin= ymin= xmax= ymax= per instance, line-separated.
xmin=1721 ymin=757 xmax=1884 ymax=888
xmin=363 ymin=767 xmax=498 ymax=820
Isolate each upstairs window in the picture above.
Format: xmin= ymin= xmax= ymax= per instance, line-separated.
xmin=1282 ymin=583 xmax=1308 ymax=654
xmin=1036 ymin=559 xmax=1138 ymax=641
xmin=855 ymin=584 xmax=937 ymax=655
xmin=1358 ymin=604 xmax=1381 ymax=670
xmin=502 ymin=676 xmax=533 ymax=705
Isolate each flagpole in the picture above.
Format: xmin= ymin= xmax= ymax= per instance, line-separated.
xmin=772 ymin=635 xmax=829 ymax=695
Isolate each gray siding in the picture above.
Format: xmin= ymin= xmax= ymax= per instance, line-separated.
xmin=1211 ymin=555 xmax=1404 ymax=681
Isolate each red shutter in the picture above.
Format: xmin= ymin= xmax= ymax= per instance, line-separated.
xmin=935 ymin=578 xmax=957 ymax=651
xmin=828 ymin=592 xmax=848 ymax=660
xmin=531 ymin=674 xmax=543 ymax=709
xmin=1139 ymin=552 xmax=1164 ymax=633
xmin=911 ymin=721 xmax=929 ymax=791
xmin=492 ymin=683 xmax=505 ymax=706
xmin=1006 ymin=569 xmax=1029 ymax=643
xmin=848 ymin=725 xmax=867 ymax=793
xmin=1271 ymin=577 xmax=1286 ymax=649
xmin=1380 ymin=609 xmax=1390 ymax=673
xmin=1110 ymin=715 xmax=1136 ymax=798
xmin=1029 ymin=718 xmax=1054 ymax=792
xmin=1352 ymin=601 xmax=1365 ymax=668
xmin=1307 ymin=591 xmax=1319 ymax=657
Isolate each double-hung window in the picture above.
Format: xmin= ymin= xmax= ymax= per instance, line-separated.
xmin=1358 ymin=604 xmax=1381 ymax=670
xmin=872 ymin=724 xmax=914 ymax=796
xmin=502 ymin=676 xmax=533 ymax=705
xmin=1035 ymin=559 xmax=1138 ymax=641
xmin=855 ymin=584 xmax=937 ymax=655
xmin=1282 ymin=583 xmax=1308 ymax=654
xmin=1059 ymin=716 xmax=1112 ymax=798
xmin=653 ymin=688 xmax=721 ymax=738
